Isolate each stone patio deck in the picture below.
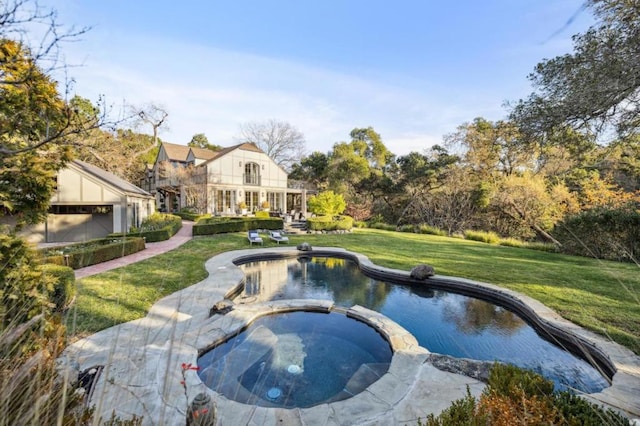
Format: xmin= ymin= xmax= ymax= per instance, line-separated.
xmin=59 ymin=247 xmax=640 ymax=425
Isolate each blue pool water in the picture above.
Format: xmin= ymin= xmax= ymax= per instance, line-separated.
xmin=235 ymin=257 xmax=610 ymax=394
xmin=198 ymin=311 xmax=392 ymax=408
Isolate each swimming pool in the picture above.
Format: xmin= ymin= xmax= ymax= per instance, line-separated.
xmin=235 ymin=256 xmax=609 ymax=393
xmin=197 ymin=310 xmax=393 ymax=408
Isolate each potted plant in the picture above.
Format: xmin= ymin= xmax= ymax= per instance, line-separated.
xmin=238 ymin=201 xmax=247 ymax=215
xmin=261 ymin=200 xmax=270 ymax=211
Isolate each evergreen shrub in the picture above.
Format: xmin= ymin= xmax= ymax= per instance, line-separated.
xmin=39 ymin=263 xmax=76 ymax=312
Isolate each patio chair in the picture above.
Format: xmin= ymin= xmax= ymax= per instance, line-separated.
xmin=269 ymin=230 xmax=289 ymax=244
xmin=247 ymin=230 xmax=263 ymax=245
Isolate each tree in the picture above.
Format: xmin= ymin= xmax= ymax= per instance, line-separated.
xmin=188 ymin=132 xmax=221 ymax=151
xmin=131 ymin=102 xmax=169 ymax=146
xmin=511 ymin=0 xmax=640 ymax=140
xmin=288 ymin=151 xmax=330 ymax=189
xmin=237 ymin=119 xmax=306 ymax=170
xmin=445 ymin=118 xmax=533 ymax=180
xmin=307 ymin=191 xmax=346 ymax=216
xmin=0 ymin=39 xmax=76 ymax=229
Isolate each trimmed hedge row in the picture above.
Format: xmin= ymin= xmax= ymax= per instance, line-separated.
xmin=174 ymin=211 xmax=211 ymax=221
xmin=109 ymin=213 xmax=183 ymax=242
xmin=193 ymin=217 xmax=284 ymax=235
xmin=41 ymin=237 xmax=146 ymax=269
xmin=39 ymin=263 xmax=76 ymax=312
xmin=307 ymin=215 xmax=353 ymax=231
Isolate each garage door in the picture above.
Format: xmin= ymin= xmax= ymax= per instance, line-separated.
xmin=47 ymin=212 xmax=113 ymax=242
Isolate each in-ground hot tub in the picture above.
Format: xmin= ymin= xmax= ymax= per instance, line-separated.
xmin=197 ymin=310 xmax=393 ymax=408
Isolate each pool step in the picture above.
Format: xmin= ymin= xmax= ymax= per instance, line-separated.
xmin=344 ymin=363 xmax=389 ymax=395
xmin=199 ymin=325 xmax=277 ymax=391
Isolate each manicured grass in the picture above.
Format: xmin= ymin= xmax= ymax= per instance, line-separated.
xmin=69 ymin=229 xmax=640 ymax=355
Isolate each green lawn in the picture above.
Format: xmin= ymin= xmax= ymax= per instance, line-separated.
xmin=69 ymin=228 xmax=640 ymax=355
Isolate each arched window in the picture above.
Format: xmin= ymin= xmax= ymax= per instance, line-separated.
xmin=244 ymin=162 xmax=261 ymax=185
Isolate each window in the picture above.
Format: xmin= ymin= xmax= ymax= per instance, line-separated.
xmin=244 ymin=162 xmax=260 ymax=185
xmin=49 ymin=205 xmax=113 ymax=214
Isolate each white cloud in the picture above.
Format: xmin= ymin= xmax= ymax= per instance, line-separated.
xmin=59 ymin=29 xmax=508 ymax=157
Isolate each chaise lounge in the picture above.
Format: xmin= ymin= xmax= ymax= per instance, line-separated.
xmin=268 ymin=230 xmax=289 ymax=244
xmin=247 ymin=230 xmax=263 ymax=245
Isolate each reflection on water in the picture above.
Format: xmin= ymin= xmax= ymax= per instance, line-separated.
xmin=238 ymin=257 xmax=610 ymax=393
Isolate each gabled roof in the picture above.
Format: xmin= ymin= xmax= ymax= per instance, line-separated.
xmin=70 ymin=160 xmax=153 ymax=198
xmin=189 ymin=146 xmax=218 ymax=161
xmin=160 ymin=142 xmax=191 ymax=162
xmin=201 ymin=142 xmax=267 ymax=166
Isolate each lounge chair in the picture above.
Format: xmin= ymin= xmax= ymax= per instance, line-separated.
xmin=269 ymin=230 xmax=289 ymax=244
xmin=247 ymin=230 xmax=263 ymax=245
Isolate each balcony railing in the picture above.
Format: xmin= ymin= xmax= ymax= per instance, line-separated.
xmin=243 ymin=173 xmax=261 ymax=186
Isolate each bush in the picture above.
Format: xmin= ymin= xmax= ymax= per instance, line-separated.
xmin=552 ymin=208 xmax=640 ymax=262
xmin=39 ymin=264 xmax=76 ymax=312
xmin=192 ymin=217 xmax=284 ymax=235
xmin=353 ymin=221 xmax=368 ymax=228
xmin=368 ymin=222 xmax=396 ymax=231
xmin=486 ymin=363 xmax=555 ymax=400
xmin=418 ymin=224 xmax=448 ymax=236
xmin=254 ymin=210 xmax=270 ymax=218
xmin=174 ymin=211 xmax=210 ymax=221
xmin=307 ymin=215 xmax=353 ymax=231
xmin=113 ymin=213 xmax=182 ymax=242
xmin=553 ymin=391 xmax=631 ymax=425
xmin=398 ymin=224 xmax=415 ymax=233
xmin=425 ymin=364 xmax=632 ymax=425
xmin=464 ymin=230 xmax=501 ymax=244
xmin=499 ymin=237 xmax=558 ymax=253
xmin=40 ymin=237 xmax=146 ymax=269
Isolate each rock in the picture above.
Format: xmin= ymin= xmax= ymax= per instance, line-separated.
xmin=427 ymin=353 xmax=494 ymax=382
xmin=297 ymin=242 xmax=313 ymax=251
xmin=209 ymin=299 xmax=234 ymax=316
xmin=410 ymin=264 xmax=435 ymax=279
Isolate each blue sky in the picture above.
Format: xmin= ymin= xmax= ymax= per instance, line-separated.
xmin=47 ymin=1 xmax=593 ymax=156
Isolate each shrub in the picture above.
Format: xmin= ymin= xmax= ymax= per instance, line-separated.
xmin=418 ymin=224 xmax=448 ymax=236
xmin=255 ymin=210 xmax=270 ymax=218
xmin=368 ymin=222 xmax=396 ymax=231
xmin=353 ymin=221 xmax=368 ymax=228
xmin=174 ymin=211 xmax=210 ymax=221
xmin=421 ymin=387 xmax=481 ymax=426
xmin=553 ymin=391 xmax=631 ymax=425
xmin=39 ymin=263 xmax=76 ymax=313
xmin=398 ymin=224 xmax=415 ymax=233
xmin=425 ymin=364 xmax=631 ymax=425
xmin=40 ymin=237 xmax=146 ymax=269
xmin=552 ymin=208 xmax=640 ymax=262
xmin=486 ymin=363 xmax=555 ymax=400
xmin=464 ymin=230 xmax=501 ymax=244
xmin=306 ymin=215 xmax=353 ymax=231
xmin=113 ymin=213 xmax=182 ymax=242
xmin=308 ymin=191 xmax=346 ymax=215
xmin=192 ymin=217 xmax=283 ymax=235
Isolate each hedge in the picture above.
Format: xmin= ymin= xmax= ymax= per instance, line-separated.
xmin=40 ymin=237 xmax=146 ymax=269
xmin=39 ymin=263 xmax=76 ymax=312
xmin=307 ymin=215 xmax=353 ymax=231
xmin=174 ymin=211 xmax=211 ymax=221
xmin=109 ymin=213 xmax=183 ymax=242
xmin=193 ymin=217 xmax=284 ymax=236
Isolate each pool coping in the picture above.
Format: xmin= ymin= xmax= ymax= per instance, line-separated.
xmin=59 ymin=246 xmax=640 ymax=424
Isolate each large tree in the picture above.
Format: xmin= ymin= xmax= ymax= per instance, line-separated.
xmin=237 ymin=119 xmax=306 ymax=170
xmin=188 ymin=132 xmax=221 ymax=151
xmin=511 ymin=0 xmax=640 ymax=140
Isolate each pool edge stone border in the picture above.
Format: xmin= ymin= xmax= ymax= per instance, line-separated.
xmin=59 ymin=246 xmax=640 ymax=424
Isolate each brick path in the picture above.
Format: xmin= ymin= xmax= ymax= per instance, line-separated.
xmin=74 ymin=221 xmax=193 ymax=279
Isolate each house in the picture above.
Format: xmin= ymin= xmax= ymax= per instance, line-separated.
xmin=20 ymin=160 xmax=155 ymax=243
xmin=144 ymin=142 xmax=311 ymax=216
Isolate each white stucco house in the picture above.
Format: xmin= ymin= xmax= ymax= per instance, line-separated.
xmin=142 ymin=142 xmax=311 ymax=216
xmin=20 ymin=160 xmax=155 ymax=243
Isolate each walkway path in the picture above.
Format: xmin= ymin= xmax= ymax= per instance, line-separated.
xmin=74 ymin=221 xmax=194 ymax=279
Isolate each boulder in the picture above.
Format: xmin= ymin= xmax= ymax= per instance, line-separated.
xmin=410 ymin=264 xmax=435 ymax=280
xmin=296 ymin=242 xmax=313 ymax=251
